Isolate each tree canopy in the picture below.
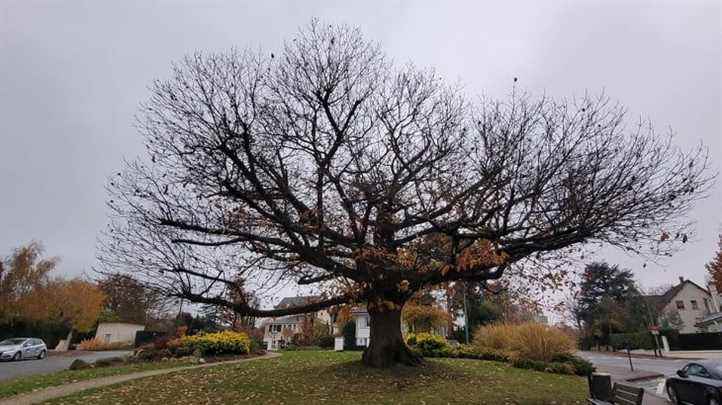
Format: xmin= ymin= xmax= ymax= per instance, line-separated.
xmin=573 ymin=262 xmax=656 ymax=347
xmin=100 ymin=22 xmax=712 ymax=367
xmin=97 ymin=273 xmax=167 ymax=324
xmin=707 ymin=233 xmax=722 ymax=291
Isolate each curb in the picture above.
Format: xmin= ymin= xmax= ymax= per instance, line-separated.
xmin=626 ymin=373 xmax=664 ymax=382
xmin=0 ymin=352 xmax=280 ymax=405
xmin=606 ymin=351 xmax=699 ymax=361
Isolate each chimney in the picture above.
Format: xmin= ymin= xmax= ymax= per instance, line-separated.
xmin=679 ymin=276 xmax=685 ymax=285
xmin=710 ymin=282 xmax=721 ymax=314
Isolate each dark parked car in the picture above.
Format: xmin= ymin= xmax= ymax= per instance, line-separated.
xmin=666 ymin=361 xmax=722 ymax=405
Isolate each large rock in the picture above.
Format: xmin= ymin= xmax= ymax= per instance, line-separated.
xmin=94 ymin=356 xmax=126 ymax=368
xmin=69 ymin=359 xmax=90 ymax=370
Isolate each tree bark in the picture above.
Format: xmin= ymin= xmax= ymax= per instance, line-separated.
xmin=362 ymin=305 xmax=422 ymax=368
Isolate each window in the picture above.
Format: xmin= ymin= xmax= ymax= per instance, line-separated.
xmin=676 ymin=300 xmax=685 ymax=310
xmin=269 ymin=324 xmax=282 ymax=333
xmin=691 ymin=300 xmax=699 ymax=310
xmin=704 ymin=298 xmax=711 ymax=312
xmin=687 ymin=364 xmax=712 ymax=378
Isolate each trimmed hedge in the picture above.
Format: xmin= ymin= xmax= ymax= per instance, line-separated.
xmin=0 ymin=320 xmax=69 ymax=349
xmin=673 ymin=332 xmax=722 ymax=350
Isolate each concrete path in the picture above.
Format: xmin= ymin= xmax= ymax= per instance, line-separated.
xmin=0 ymin=351 xmax=132 ymax=382
xmin=0 ymin=352 xmax=280 ymax=405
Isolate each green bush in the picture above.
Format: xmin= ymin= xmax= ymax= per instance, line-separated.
xmin=342 ymin=321 xmax=356 ymax=350
xmin=456 ymin=345 xmax=511 ymax=362
xmin=316 ymin=335 xmax=334 ymax=349
xmin=172 ymin=345 xmax=194 ymax=357
xmin=133 ymin=346 xmax=172 ymax=361
xmin=551 ymin=353 xmax=595 ymax=376
xmin=512 ymin=358 xmax=548 ymax=372
xmin=446 ymin=344 xmax=591 ymax=376
xmin=547 ymin=362 xmax=576 ymax=375
xmin=180 ymin=331 xmax=251 ymax=356
xmin=609 ymin=332 xmax=655 ymax=350
xmin=511 ymin=358 xmax=578 ymax=375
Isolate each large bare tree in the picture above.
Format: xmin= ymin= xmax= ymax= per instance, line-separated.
xmin=100 ymin=22 xmax=713 ymax=367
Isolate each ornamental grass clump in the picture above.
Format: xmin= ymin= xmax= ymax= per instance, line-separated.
xmin=180 ymin=331 xmax=251 ymax=356
xmin=473 ymin=322 xmax=574 ymax=362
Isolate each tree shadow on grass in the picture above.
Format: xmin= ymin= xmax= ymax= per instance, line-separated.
xmin=303 ymin=357 xmax=474 ymax=394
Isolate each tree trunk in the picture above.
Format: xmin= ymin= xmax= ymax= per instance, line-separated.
xmin=362 ymin=306 xmax=422 ymax=368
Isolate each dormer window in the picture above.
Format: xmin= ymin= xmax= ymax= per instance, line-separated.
xmin=676 ymin=300 xmax=685 ymax=310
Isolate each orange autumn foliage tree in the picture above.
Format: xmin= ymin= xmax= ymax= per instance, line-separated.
xmin=402 ymin=291 xmax=450 ymax=334
xmin=24 ymin=279 xmax=106 ymax=333
xmin=0 ymin=242 xmax=58 ymax=323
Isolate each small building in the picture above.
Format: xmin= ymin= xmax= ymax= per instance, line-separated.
xmin=351 ymin=307 xmax=371 ymax=347
xmin=646 ymin=277 xmax=713 ymax=334
xmin=261 ymin=296 xmax=332 ymax=350
xmin=95 ymin=322 xmax=145 ymax=345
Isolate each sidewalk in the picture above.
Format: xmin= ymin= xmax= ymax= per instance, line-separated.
xmin=0 ymin=352 xmax=280 ymax=405
xmin=629 ymin=349 xmax=720 ymax=359
xmin=592 ymin=364 xmax=669 ymax=405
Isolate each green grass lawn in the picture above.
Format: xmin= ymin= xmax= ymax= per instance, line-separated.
xmin=46 ymin=351 xmax=587 ymax=404
xmin=0 ymin=358 xmax=196 ymax=399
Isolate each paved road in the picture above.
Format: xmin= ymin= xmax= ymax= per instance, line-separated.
xmin=0 ymin=351 xmax=131 ymax=381
xmin=579 ymin=351 xmax=690 ymax=377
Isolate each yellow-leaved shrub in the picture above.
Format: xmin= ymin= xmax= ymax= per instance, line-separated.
xmin=180 ymin=331 xmax=251 ymax=355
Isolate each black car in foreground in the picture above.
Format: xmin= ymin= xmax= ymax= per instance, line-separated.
xmin=666 ymin=360 xmax=722 ymax=405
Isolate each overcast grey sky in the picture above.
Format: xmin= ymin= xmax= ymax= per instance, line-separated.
xmin=1 ymin=0 xmax=720 ymax=295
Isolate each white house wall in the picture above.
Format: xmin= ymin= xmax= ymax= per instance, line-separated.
xmin=355 ymin=314 xmax=370 ymax=346
xmin=663 ymin=283 xmax=712 ymax=334
xmin=95 ymin=323 xmax=145 ymax=344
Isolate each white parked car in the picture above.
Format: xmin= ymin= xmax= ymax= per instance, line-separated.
xmin=0 ymin=338 xmax=47 ymax=361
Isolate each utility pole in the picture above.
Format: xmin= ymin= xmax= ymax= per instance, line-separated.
xmin=463 ymin=282 xmax=470 ymax=344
